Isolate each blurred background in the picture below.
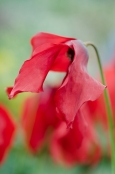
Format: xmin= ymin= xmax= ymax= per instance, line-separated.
xmin=0 ymin=0 xmax=115 ymax=173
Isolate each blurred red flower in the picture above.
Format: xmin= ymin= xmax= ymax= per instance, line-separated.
xmin=21 ymin=86 xmax=101 ymax=166
xmin=50 ymin=103 xmax=101 ymax=166
xmin=7 ymin=32 xmax=105 ymax=127
xmin=21 ymin=86 xmax=86 ymax=153
xmin=21 ymin=87 xmax=60 ymax=152
xmin=0 ymin=104 xmax=16 ymax=164
xmin=84 ymin=61 xmax=115 ymax=157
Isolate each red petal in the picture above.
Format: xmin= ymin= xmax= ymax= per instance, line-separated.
xmin=21 ymin=95 xmax=40 ymax=152
xmin=32 ymin=42 xmax=71 ymax=72
xmin=0 ymin=104 xmax=16 ymax=164
xmin=6 ymin=87 xmax=17 ymax=99
xmin=50 ymin=109 xmax=86 ymax=166
xmin=31 ymin=32 xmax=76 ymax=72
xmin=50 ymin=104 xmax=101 ymax=166
xmin=22 ymin=87 xmax=60 ymax=152
xmin=8 ymin=44 xmax=69 ymax=99
xmin=6 ymin=87 xmax=13 ymax=96
xmin=77 ymin=104 xmax=102 ymax=164
xmin=55 ymin=40 xmax=106 ymax=125
xmin=31 ymin=32 xmax=75 ymax=49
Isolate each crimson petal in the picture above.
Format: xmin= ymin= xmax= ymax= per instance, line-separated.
xmin=31 ymin=32 xmax=76 ymax=72
xmin=31 ymin=32 xmax=75 ymax=49
xmin=50 ymin=104 xmax=101 ymax=166
xmin=0 ymin=104 xmax=16 ymax=163
xmin=55 ymin=40 xmax=106 ymax=126
xmin=8 ymin=44 xmax=69 ymax=99
xmin=50 ymin=108 xmax=86 ymax=166
xmin=22 ymin=87 xmax=59 ymax=152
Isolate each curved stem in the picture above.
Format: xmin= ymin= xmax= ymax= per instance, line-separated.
xmin=84 ymin=42 xmax=115 ymax=174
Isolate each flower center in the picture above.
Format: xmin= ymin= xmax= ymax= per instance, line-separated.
xmin=66 ymin=48 xmax=74 ymax=61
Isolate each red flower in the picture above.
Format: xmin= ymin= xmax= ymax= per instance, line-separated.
xmin=21 ymin=87 xmax=60 ymax=152
xmin=8 ymin=32 xmax=105 ymax=126
xmin=21 ymin=86 xmax=86 ymax=158
xmin=50 ymin=103 xmax=101 ymax=166
xmin=0 ymin=104 xmax=16 ymax=164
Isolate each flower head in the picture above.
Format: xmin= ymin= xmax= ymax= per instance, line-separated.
xmin=21 ymin=86 xmax=86 ymax=157
xmin=7 ymin=32 xmax=105 ymax=126
xmin=0 ymin=104 xmax=16 ymax=164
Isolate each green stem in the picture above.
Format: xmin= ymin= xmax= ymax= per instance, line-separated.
xmin=84 ymin=42 xmax=115 ymax=174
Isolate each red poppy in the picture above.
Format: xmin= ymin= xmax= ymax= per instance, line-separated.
xmin=0 ymin=104 xmax=16 ymax=164
xmin=50 ymin=103 xmax=101 ymax=166
xmin=7 ymin=32 xmax=105 ymax=126
xmin=21 ymin=86 xmax=86 ymax=156
xmin=21 ymin=86 xmax=60 ymax=152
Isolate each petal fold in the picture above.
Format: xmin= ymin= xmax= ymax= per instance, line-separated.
xmin=55 ymin=40 xmax=106 ymax=125
xmin=8 ymin=44 xmax=69 ymax=99
xmin=31 ymin=32 xmax=75 ymax=49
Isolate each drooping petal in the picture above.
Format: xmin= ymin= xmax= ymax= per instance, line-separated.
xmin=0 ymin=104 xmax=16 ymax=164
xmin=77 ymin=104 xmax=102 ymax=165
xmin=31 ymin=32 xmax=76 ymax=72
xmin=55 ymin=40 xmax=106 ymax=126
xmin=50 ymin=109 xmax=86 ymax=166
xmin=50 ymin=46 xmax=71 ymax=72
xmin=87 ymin=61 xmax=115 ymax=129
xmin=8 ymin=44 xmax=69 ymax=99
xmin=21 ymin=95 xmax=40 ymax=151
xmin=31 ymin=32 xmax=75 ymax=49
xmin=6 ymin=87 xmax=13 ymax=95
xmin=6 ymin=87 xmax=15 ymax=98
xmin=50 ymin=104 xmax=101 ymax=166
xmin=32 ymin=42 xmax=72 ymax=72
